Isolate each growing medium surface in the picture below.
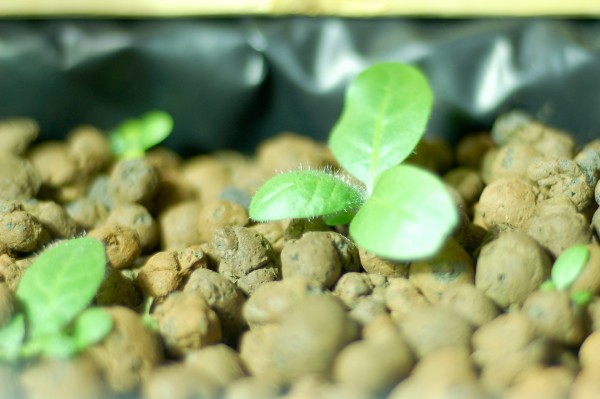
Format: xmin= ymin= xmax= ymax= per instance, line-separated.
xmin=0 ymin=109 xmax=598 ymax=398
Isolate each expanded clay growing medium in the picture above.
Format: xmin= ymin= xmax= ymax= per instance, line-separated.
xmin=0 ymin=110 xmax=599 ymax=398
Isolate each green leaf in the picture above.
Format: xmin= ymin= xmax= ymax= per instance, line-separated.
xmin=16 ymin=237 xmax=107 ymax=340
xmin=322 ymin=209 xmax=356 ymax=226
xmin=110 ymin=110 xmax=173 ymax=159
xmin=329 ymin=63 xmax=433 ymax=190
xmin=350 ymin=164 xmax=459 ymax=260
xmin=37 ymin=334 xmax=79 ymax=358
xmin=571 ymin=290 xmax=593 ymax=308
xmin=72 ymin=308 xmax=113 ymax=351
xmin=249 ymin=170 xmax=364 ymax=222
xmin=552 ymin=244 xmax=590 ymax=291
xmin=0 ymin=313 xmax=25 ymax=361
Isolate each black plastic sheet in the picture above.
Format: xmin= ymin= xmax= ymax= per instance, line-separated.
xmin=0 ymin=18 xmax=599 ymax=156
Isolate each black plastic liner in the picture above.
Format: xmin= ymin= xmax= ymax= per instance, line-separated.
xmin=0 ymin=18 xmax=599 ymax=156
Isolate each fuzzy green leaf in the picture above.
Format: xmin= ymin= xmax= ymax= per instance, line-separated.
xmin=0 ymin=313 xmax=25 ymax=361
xmin=249 ymin=170 xmax=364 ymax=222
xmin=350 ymin=164 xmax=459 ymax=260
xmin=571 ymin=290 xmax=593 ymax=308
xmin=552 ymin=244 xmax=590 ymax=291
xmin=110 ymin=110 xmax=173 ymax=159
xmin=329 ymin=63 xmax=433 ymax=189
xmin=16 ymin=237 xmax=107 ymax=340
xmin=73 ymin=308 xmax=113 ymax=351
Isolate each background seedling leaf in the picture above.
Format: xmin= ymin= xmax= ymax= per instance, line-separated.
xmin=73 ymin=308 xmax=113 ymax=351
xmin=552 ymin=244 xmax=590 ymax=291
xmin=110 ymin=110 xmax=173 ymax=159
xmin=350 ymin=164 xmax=459 ymax=260
xmin=329 ymin=63 xmax=433 ymax=188
xmin=249 ymin=170 xmax=364 ymax=221
xmin=16 ymin=237 xmax=107 ymax=340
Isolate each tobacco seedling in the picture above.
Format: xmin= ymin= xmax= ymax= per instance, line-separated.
xmin=0 ymin=237 xmax=112 ymax=361
xmin=109 ymin=110 xmax=174 ymax=159
xmin=249 ymin=63 xmax=459 ymax=260
xmin=541 ymin=244 xmax=592 ymax=307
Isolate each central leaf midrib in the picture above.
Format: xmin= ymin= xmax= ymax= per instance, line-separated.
xmin=368 ymin=86 xmax=391 ymax=186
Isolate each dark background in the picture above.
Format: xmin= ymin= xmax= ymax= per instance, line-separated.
xmin=0 ymin=18 xmax=599 ymax=156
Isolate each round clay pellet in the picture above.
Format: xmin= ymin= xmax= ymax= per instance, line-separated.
xmin=197 ymin=199 xmax=249 ymax=243
xmin=22 ymin=200 xmax=78 ymax=239
xmin=0 ymin=152 xmax=41 ymax=200
xmin=503 ymin=365 xmax=574 ymax=399
xmin=476 ymin=230 xmax=551 ymax=308
xmin=488 ymin=143 xmax=540 ymax=182
xmin=88 ymin=224 xmax=142 ymax=269
xmin=455 ymin=132 xmax=496 ymax=169
xmin=105 ymin=203 xmax=158 ymax=252
xmin=579 ymin=331 xmax=600 ymax=370
xmin=28 ymin=141 xmax=77 ymax=188
xmin=141 ymin=364 xmax=221 ymax=399
xmin=0 ymin=117 xmax=39 ymax=155
xmin=158 ymin=201 xmax=202 ymax=250
xmin=185 ymin=344 xmax=246 ymax=388
xmin=66 ymin=125 xmax=112 ymax=177
xmin=359 ymin=246 xmax=409 ymax=278
xmin=109 ymin=158 xmax=159 ymax=206
xmin=438 ymin=283 xmax=499 ymax=327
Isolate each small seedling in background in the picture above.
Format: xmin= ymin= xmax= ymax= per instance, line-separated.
xmin=109 ymin=110 xmax=174 ymax=159
xmin=0 ymin=237 xmax=112 ymax=360
xmin=250 ymin=62 xmax=459 ymax=260
xmin=541 ymin=244 xmax=592 ymax=307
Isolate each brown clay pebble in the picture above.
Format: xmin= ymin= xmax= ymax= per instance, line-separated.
xmin=136 ymin=248 xmax=206 ymax=298
xmin=65 ymin=197 xmax=109 ymax=230
xmin=473 ymin=177 xmax=538 ymax=231
xmin=439 ymin=283 xmax=500 ymax=327
xmin=141 ymin=363 xmax=221 ymax=399
xmin=243 ymin=277 xmax=323 ymax=328
xmin=333 ymin=332 xmax=414 ymax=395
xmin=181 ymin=155 xmax=233 ymax=202
xmin=28 ymin=141 xmax=77 ymax=188
xmin=153 ymin=291 xmax=221 ymax=357
xmin=523 ymin=289 xmax=587 ymax=346
xmin=268 ymin=295 xmax=359 ymax=383
xmin=22 ymin=200 xmax=78 ymax=239
xmin=0 ymin=117 xmax=39 ymax=155
xmin=20 ymin=357 xmax=107 ymax=399
xmin=571 ymin=368 xmax=600 ymax=399
xmin=409 ymin=238 xmax=475 ymax=304
xmin=197 ymin=198 xmax=249 ymax=243
xmin=398 ymin=305 xmax=473 ymax=359
xmin=105 ymin=203 xmax=158 ymax=252
xmin=0 ymin=152 xmax=41 ymax=200
xmin=503 ymin=365 xmax=575 ymax=399
xmin=385 ymin=277 xmax=430 ymax=322
xmin=455 ymin=131 xmax=496 ymax=169
xmin=239 ymin=324 xmax=280 ymax=379
xmin=223 ymin=376 xmax=282 ymax=399
xmin=65 ymin=125 xmax=112 ymax=176
xmin=527 ymin=198 xmax=592 ymax=257
xmin=444 ymin=166 xmax=485 ymax=204
xmin=88 ymin=224 xmax=142 ymax=269
xmin=184 ymin=268 xmax=247 ymax=345
xmin=488 ymin=143 xmax=540 ymax=182
xmin=359 ymin=246 xmax=409 ymax=277
xmin=0 ymin=254 xmax=21 ymax=290
xmin=472 ymin=311 xmax=550 ymax=393
xmin=0 ymin=207 xmax=45 ymax=252
xmin=85 ymin=306 xmax=163 ymax=393
xmin=333 ymin=272 xmax=375 ymax=309
xmin=0 ymin=283 xmax=14 ymax=327
xmin=476 ymin=230 xmax=552 ymax=308
xmin=389 ymin=347 xmax=484 ymax=399
xmin=579 ymin=331 xmax=600 ymax=370
xmin=256 ymin=132 xmax=332 ymax=175
xmin=185 ymin=344 xmax=246 ymax=388
xmin=109 ymin=158 xmax=159 ymax=205
xmin=250 ymin=221 xmax=286 ymax=253
xmin=96 ymin=267 xmax=142 ymax=308
xmin=157 ymin=200 xmax=202 ymax=250
xmin=213 ymin=226 xmax=278 ymax=295
xmin=281 ymin=231 xmax=343 ymax=288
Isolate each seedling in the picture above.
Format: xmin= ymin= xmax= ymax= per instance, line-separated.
xmin=0 ymin=237 xmax=112 ymax=361
xmin=109 ymin=110 xmax=174 ymax=159
xmin=541 ymin=244 xmax=592 ymax=307
xmin=250 ymin=63 xmax=459 ymax=260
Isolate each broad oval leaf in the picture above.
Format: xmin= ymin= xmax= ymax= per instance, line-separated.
xmin=329 ymin=63 xmax=433 ymax=189
xmin=73 ymin=308 xmax=113 ymax=351
xmin=552 ymin=244 xmax=590 ymax=291
xmin=350 ymin=164 xmax=459 ymax=260
xmin=16 ymin=237 xmax=107 ymax=339
xmin=249 ymin=170 xmax=364 ymax=222
xmin=110 ymin=110 xmax=173 ymax=159
xmin=0 ymin=313 xmax=25 ymax=361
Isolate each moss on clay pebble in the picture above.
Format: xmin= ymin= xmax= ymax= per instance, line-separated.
xmin=0 ymin=110 xmax=599 ymax=399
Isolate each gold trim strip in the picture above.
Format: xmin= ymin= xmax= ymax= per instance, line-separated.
xmin=0 ymin=0 xmax=599 ymax=17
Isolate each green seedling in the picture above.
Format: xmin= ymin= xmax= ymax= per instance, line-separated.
xmin=109 ymin=110 xmax=174 ymax=159
xmin=0 ymin=237 xmax=113 ymax=361
xmin=250 ymin=63 xmax=459 ymax=260
xmin=541 ymin=244 xmax=592 ymax=307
